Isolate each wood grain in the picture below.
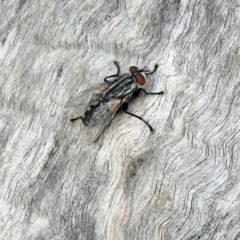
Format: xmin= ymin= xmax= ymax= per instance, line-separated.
xmin=1 ymin=0 xmax=240 ymax=239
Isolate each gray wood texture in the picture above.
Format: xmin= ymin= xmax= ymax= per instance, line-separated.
xmin=1 ymin=0 xmax=240 ymax=239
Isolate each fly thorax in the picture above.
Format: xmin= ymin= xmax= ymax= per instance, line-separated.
xmin=103 ymin=78 xmax=137 ymax=99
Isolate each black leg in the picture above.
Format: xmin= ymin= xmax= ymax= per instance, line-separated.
xmin=145 ymin=63 xmax=159 ymax=75
xmin=134 ymin=69 xmax=145 ymax=73
xmin=104 ymin=74 xmax=119 ymax=83
xmin=123 ymin=110 xmax=154 ymax=132
xmin=132 ymin=88 xmax=164 ymax=98
xmin=141 ymin=88 xmax=164 ymax=95
xmin=104 ymin=61 xmax=121 ymax=82
xmin=70 ymin=116 xmax=82 ymax=122
xmin=114 ymin=60 xmax=120 ymax=75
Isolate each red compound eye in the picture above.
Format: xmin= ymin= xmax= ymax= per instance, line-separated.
xmin=129 ymin=66 xmax=138 ymax=72
xmin=135 ymin=73 xmax=146 ymax=85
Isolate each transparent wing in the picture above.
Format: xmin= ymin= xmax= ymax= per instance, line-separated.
xmin=65 ymin=82 xmax=109 ymax=115
xmin=87 ymin=99 xmax=123 ymax=143
xmin=65 ymin=83 xmax=109 ymax=116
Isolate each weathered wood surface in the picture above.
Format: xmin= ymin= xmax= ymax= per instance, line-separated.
xmin=1 ymin=0 xmax=240 ymax=239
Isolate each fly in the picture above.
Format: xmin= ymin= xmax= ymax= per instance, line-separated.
xmin=65 ymin=61 xmax=164 ymax=143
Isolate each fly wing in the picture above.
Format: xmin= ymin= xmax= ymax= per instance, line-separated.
xmin=65 ymin=82 xmax=109 ymax=116
xmin=87 ymin=99 xmax=123 ymax=143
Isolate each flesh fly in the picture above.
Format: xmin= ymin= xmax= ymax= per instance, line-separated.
xmin=66 ymin=61 xmax=164 ymax=143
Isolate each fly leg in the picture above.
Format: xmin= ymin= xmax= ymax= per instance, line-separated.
xmin=133 ymin=88 xmax=164 ymax=97
xmin=70 ymin=116 xmax=82 ymax=122
xmin=122 ymin=102 xmax=154 ymax=132
xmin=104 ymin=61 xmax=121 ymax=82
xmin=141 ymin=88 xmax=164 ymax=95
xmin=145 ymin=63 xmax=159 ymax=76
xmin=132 ymin=63 xmax=159 ymax=75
